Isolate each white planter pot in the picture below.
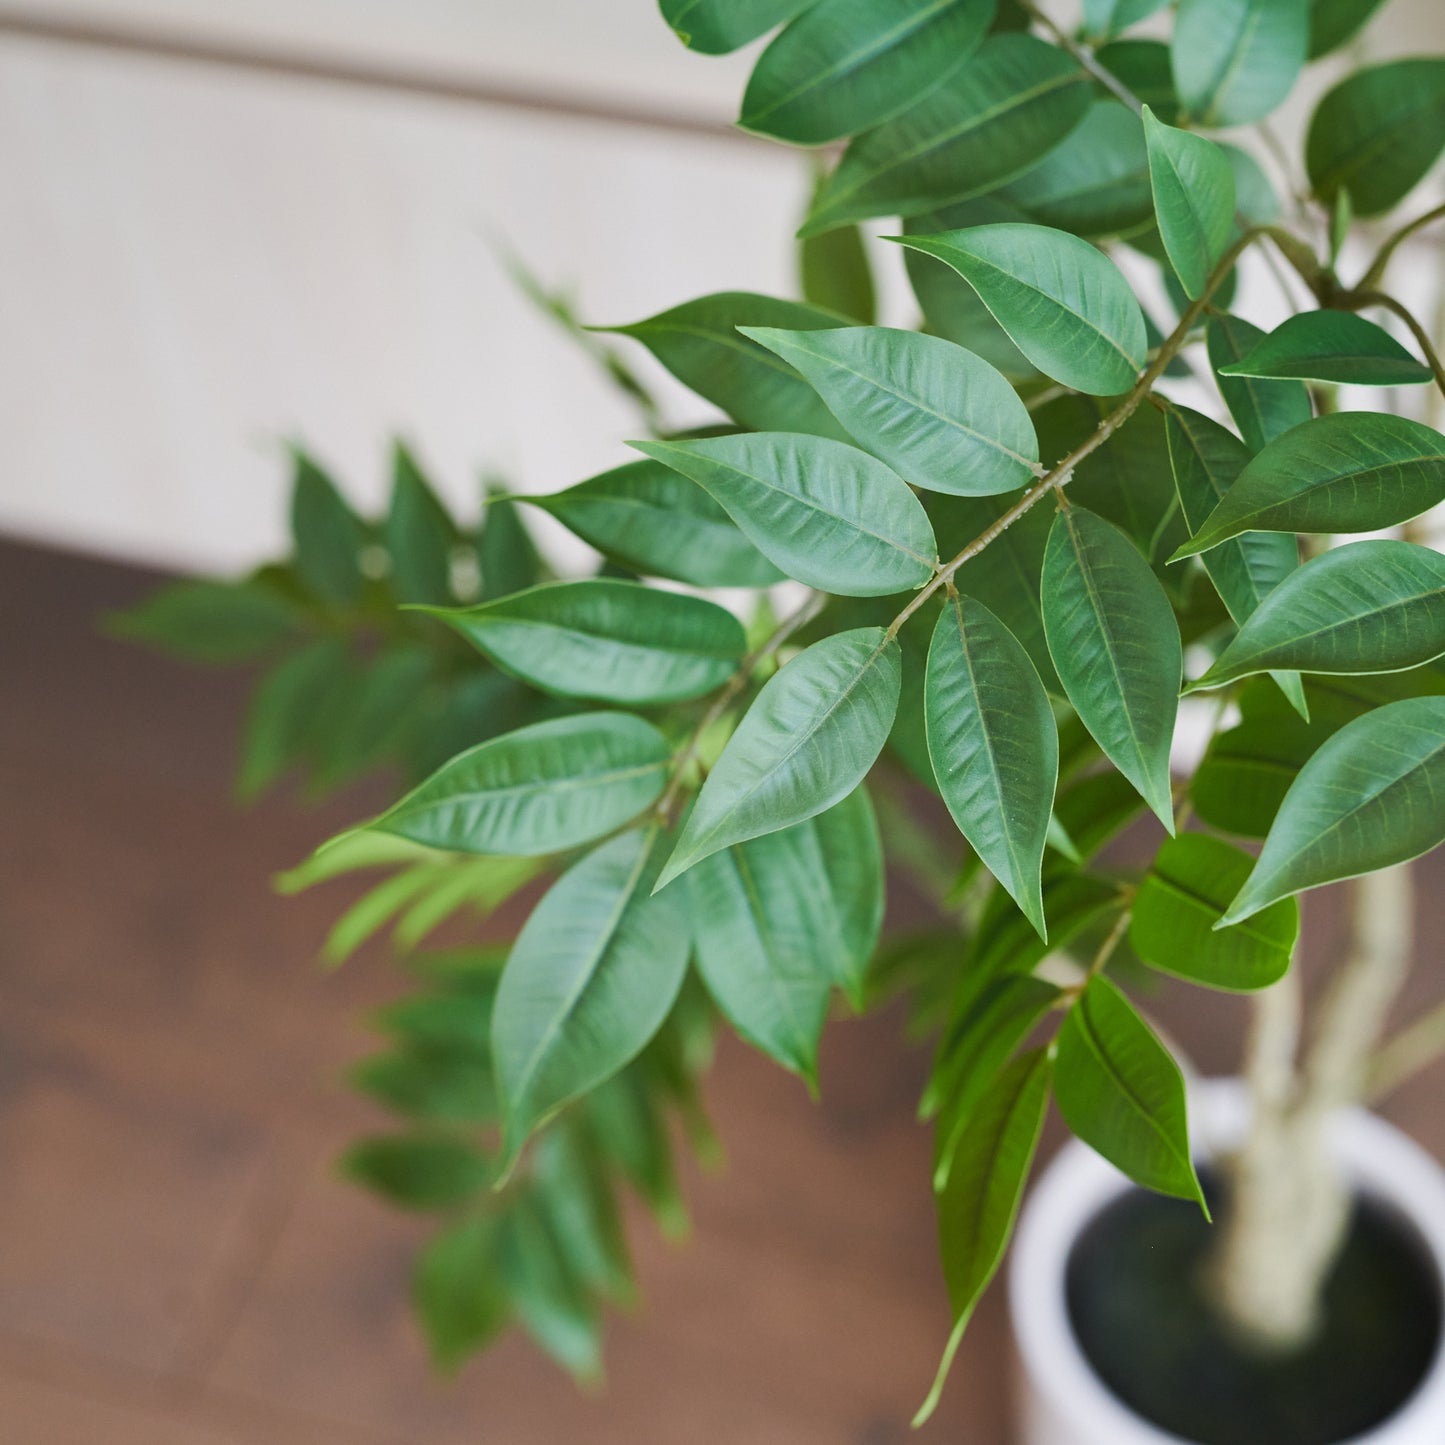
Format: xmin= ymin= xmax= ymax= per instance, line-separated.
xmin=1009 ymin=1082 xmax=1445 ymax=1445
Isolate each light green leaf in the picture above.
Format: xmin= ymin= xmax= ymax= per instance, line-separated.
xmin=1082 ymin=0 xmax=1169 ymax=39
xmin=926 ymin=595 xmax=1058 ymax=937
xmin=742 ymin=325 xmax=1039 ymax=495
xmin=291 ymin=450 xmax=367 ymax=606
xmin=915 ymin=1047 xmax=1050 ymax=1427
xmin=108 ymin=579 xmax=302 ymax=665
xmin=367 ymin=712 xmax=671 ymax=856
xmin=1143 ymin=106 xmax=1236 ymax=300
xmin=387 ymin=443 xmax=456 ymax=606
xmin=633 ymin=433 xmax=936 ymax=596
xmin=493 ymin=830 xmax=690 ymax=1159
xmin=1306 ymin=59 xmax=1445 ymax=217
xmin=1188 ymin=540 xmax=1445 ymax=691
xmin=523 ymin=460 xmax=784 ymax=589
xmin=1043 ymin=507 xmax=1180 ymax=830
xmin=1131 ymin=833 xmax=1297 ymax=990
xmin=1172 ymin=0 xmax=1309 ymax=128
xmin=601 ymin=292 xmax=851 ymax=437
xmin=1309 ymin=0 xmax=1388 ymax=58
xmin=414 ymin=1217 xmax=510 ymax=1371
xmin=1218 ymin=311 xmax=1433 ymax=387
xmin=1223 ymin=696 xmax=1445 ymax=924
xmin=802 ymin=33 xmax=1092 ymax=235
xmin=1176 ymin=413 xmax=1445 ymax=559
xmin=657 ymin=628 xmax=902 ymax=888
xmin=740 ymin=0 xmax=996 ymax=145
xmin=415 ymin=579 xmax=744 ymax=705
xmin=896 ymin=224 xmax=1147 ymax=395
xmin=1207 ymin=314 xmax=1313 ymax=455
xmin=1055 ymin=977 xmax=1206 ymax=1207
xmin=659 ymin=0 xmax=815 ymax=54
xmin=497 ymin=1200 xmax=602 ymax=1381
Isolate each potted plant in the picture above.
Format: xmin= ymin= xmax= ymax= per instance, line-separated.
xmin=116 ymin=0 xmax=1445 ymax=1439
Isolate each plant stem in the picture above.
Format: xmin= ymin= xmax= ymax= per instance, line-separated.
xmin=1358 ymin=200 xmax=1445 ymax=292
xmin=1345 ymin=290 xmax=1445 ymax=400
xmin=1369 ymin=993 xmax=1445 ymax=1102
xmin=1020 ymin=2 xmax=1141 ymax=112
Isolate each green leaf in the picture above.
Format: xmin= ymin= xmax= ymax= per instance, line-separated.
xmin=416 ymin=580 xmax=744 ymax=705
xmin=1207 ymin=314 xmax=1313 ymax=455
xmin=237 ymin=637 xmax=351 ymax=800
xmin=108 ymin=579 xmax=302 ymax=665
xmin=633 ymin=433 xmax=936 ymax=596
xmin=1172 ymin=0 xmax=1309 ymax=128
xmin=997 ymin=100 xmax=1154 ymax=239
xmin=341 ymin=1134 xmax=491 ymax=1210
xmin=689 ymin=788 xmax=882 ymax=1081
xmin=799 ymin=201 xmax=877 ymax=323
xmin=659 ymin=0 xmax=815 ymax=54
xmin=497 ymin=1200 xmax=602 ymax=1380
xmin=1188 ymin=540 xmax=1445 ymax=691
xmin=290 ymin=450 xmax=367 ymax=606
xmin=414 ymin=1216 xmax=510 ymax=1371
xmin=657 ymin=628 xmax=902 ymax=888
xmin=478 ymin=487 xmax=543 ymax=602
xmin=1143 ymin=106 xmax=1236 ymax=301
xmin=740 ymin=0 xmax=996 ymax=145
xmin=1219 ymin=312 xmax=1433 ymax=388
xmin=1306 ymin=59 xmax=1445 ymax=217
xmin=1308 ymin=0 xmax=1387 ymax=58
xmin=493 ymin=830 xmax=691 ymax=1159
xmin=926 ymin=595 xmax=1058 ymax=938
xmin=1131 ymin=833 xmax=1297 ymax=990
xmin=1043 ymin=507 xmax=1180 ymax=830
xmin=387 ymin=443 xmax=456 ymax=606
xmin=896 ymin=224 xmax=1147 ymax=395
xmin=1055 ymin=977 xmax=1206 ymax=1207
xmin=1222 ymin=696 xmax=1445 ymax=924
xmin=523 ymin=460 xmax=784 ymax=590
xmin=802 ymin=33 xmax=1092 ymax=235
xmin=367 ymin=712 xmax=671 ymax=856
xmin=602 ymin=292 xmax=851 ymax=438
xmin=914 ymin=1047 xmax=1051 ymax=1427
xmin=1096 ymin=40 xmax=1180 ymax=124
xmin=352 ymin=1046 xmax=498 ymax=1124
xmin=742 ymin=325 xmax=1039 ymax=496
xmin=1082 ymin=0 xmax=1169 ymax=39
xmin=1176 ymin=413 xmax=1445 ymax=559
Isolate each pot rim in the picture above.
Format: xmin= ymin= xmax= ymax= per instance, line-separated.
xmin=1008 ymin=1079 xmax=1445 ymax=1445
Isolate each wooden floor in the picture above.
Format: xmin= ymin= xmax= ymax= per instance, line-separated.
xmin=3 ymin=535 xmax=1443 ymax=1444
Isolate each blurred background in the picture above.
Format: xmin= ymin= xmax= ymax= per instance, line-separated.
xmin=2 ymin=3 xmax=1445 ymax=1443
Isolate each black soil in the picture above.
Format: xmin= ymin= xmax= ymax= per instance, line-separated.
xmin=1066 ymin=1178 xmax=1442 ymax=1445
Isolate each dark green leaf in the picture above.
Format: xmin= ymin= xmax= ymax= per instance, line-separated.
xmin=634 ymin=433 xmax=936 ymax=595
xmin=1043 ymin=507 xmax=1180 ymax=829
xmin=799 ymin=199 xmax=877 ymax=323
xmin=478 ymin=487 xmax=544 ymax=602
xmin=659 ymin=0 xmax=816 ymax=54
xmin=1055 ymin=977 xmax=1205 ymax=1207
xmin=743 ymin=325 xmax=1039 ymax=495
xmin=237 ymin=637 xmax=351 ymax=800
xmin=1144 ymin=106 xmax=1236 ymax=300
xmin=414 ymin=1216 xmax=510 ymax=1370
xmin=341 ymin=1134 xmax=490 ymax=1210
xmin=1219 ymin=312 xmax=1433 ymax=387
xmin=658 ymin=628 xmax=902 ymax=888
xmin=291 ymin=450 xmax=367 ymax=606
xmin=1222 ymin=696 xmax=1445 ymax=924
xmin=1172 ymin=0 xmax=1309 ymax=128
xmin=1308 ymin=0 xmax=1388 ymax=58
xmin=497 ymin=1200 xmax=602 ymax=1380
xmin=1207 ymin=314 xmax=1313 ymax=454
xmin=1096 ymin=40 xmax=1180 ymax=124
xmin=108 ymin=579 xmax=302 ymax=665
xmin=387 ymin=443 xmax=456 ymax=606
xmin=353 ymin=1046 xmax=498 ymax=1124
xmin=367 ymin=712 xmax=671 ymax=856
xmin=1131 ymin=833 xmax=1297 ymax=990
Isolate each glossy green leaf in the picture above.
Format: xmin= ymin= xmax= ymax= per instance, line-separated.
xmin=1131 ymin=833 xmax=1297 ymax=990
xmin=1207 ymin=314 xmax=1313 ymax=455
xmin=1055 ymin=977 xmax=1206 ymax=1207
xmin=387 ymin=443 xmax=455 ymax=606
xmin=1219 ymin=312 xmax=1433 ymax=387
xmin=108 ymin=579 xmax=302 ymax=665
xmin=523 ymin=460 xmax=783 ymax=589
xmin=478 ymin=487 xmax=543 ymax=602
xmin=1308 ymin=0 xmax=1387 ymax=58
xmin=740 ymin=0 xmax=995 ymax=145
xmin=633 ymin=433 xmax=936 ymax=595
xmin=743 ymin=325 xmax=1039 ymax=496
xmin=1043 ymin=507 xmax=1180 ymax=829
xmin=1306 ymin=59 xmax=1445 ymax=216
xmin=897 ymin=224 xmax=1147 ymax=395
xmin=1082 ymin=0 xmax=1170 ymax=38
xmin=658 ymin=628 xmax=902 ymax=888
xmin=926 ymin=595 xmax=1058 ymax=937
xmin=1223 ymin=696 xmax=1445 ymax=924
xmin=1143 ymin=107 xmax=1236 ymax=300
xmin=291 ymin=450 xmax=367 ymax=606
xmin=602 ymin=292 xmax=850 ymax=438
xmin=341 ymin=1134 xmax=491 ymax=1210
xmin=414 ymin=1216 xmax=510 ymax=1370
xmin=659 ymin=0 xmax=816 ymax=54
xmin=802 ymin=33 xmax=1092 ymax=235
xmin=1177 ymin=413 xmax=1445 ymax=559
xmin=916 ymin=1047 xmax=1050 ymax=1426
xmin=493 ymin=830 xmax=690 ymax=1158
xmin=367 ymin=713 xmax=671 ymax=856
xmin=416 ymin=579 xmax=744 ymax=705
xmin=1172 ymin=0 xmax=1309 ymax=128
xmin=1189 ymin=541 xmax=1445 ymax=691
xmin=690 ymin=788 xmax=882 ymax=1081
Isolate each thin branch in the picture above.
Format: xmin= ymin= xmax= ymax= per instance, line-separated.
xmin=1369 ymin=993 xmax=1445 ymax=1102
xmin=1020 ymin=2 xmax=1141 ymax=112
xmin=1346 ymin=290 xmax=1445 ymax=401
xmin=1358 ymin=200 xmax=1445 ymax=293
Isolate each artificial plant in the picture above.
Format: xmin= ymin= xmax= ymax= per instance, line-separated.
xmin=119 ymin=0 xmax=1445 ymax=1421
